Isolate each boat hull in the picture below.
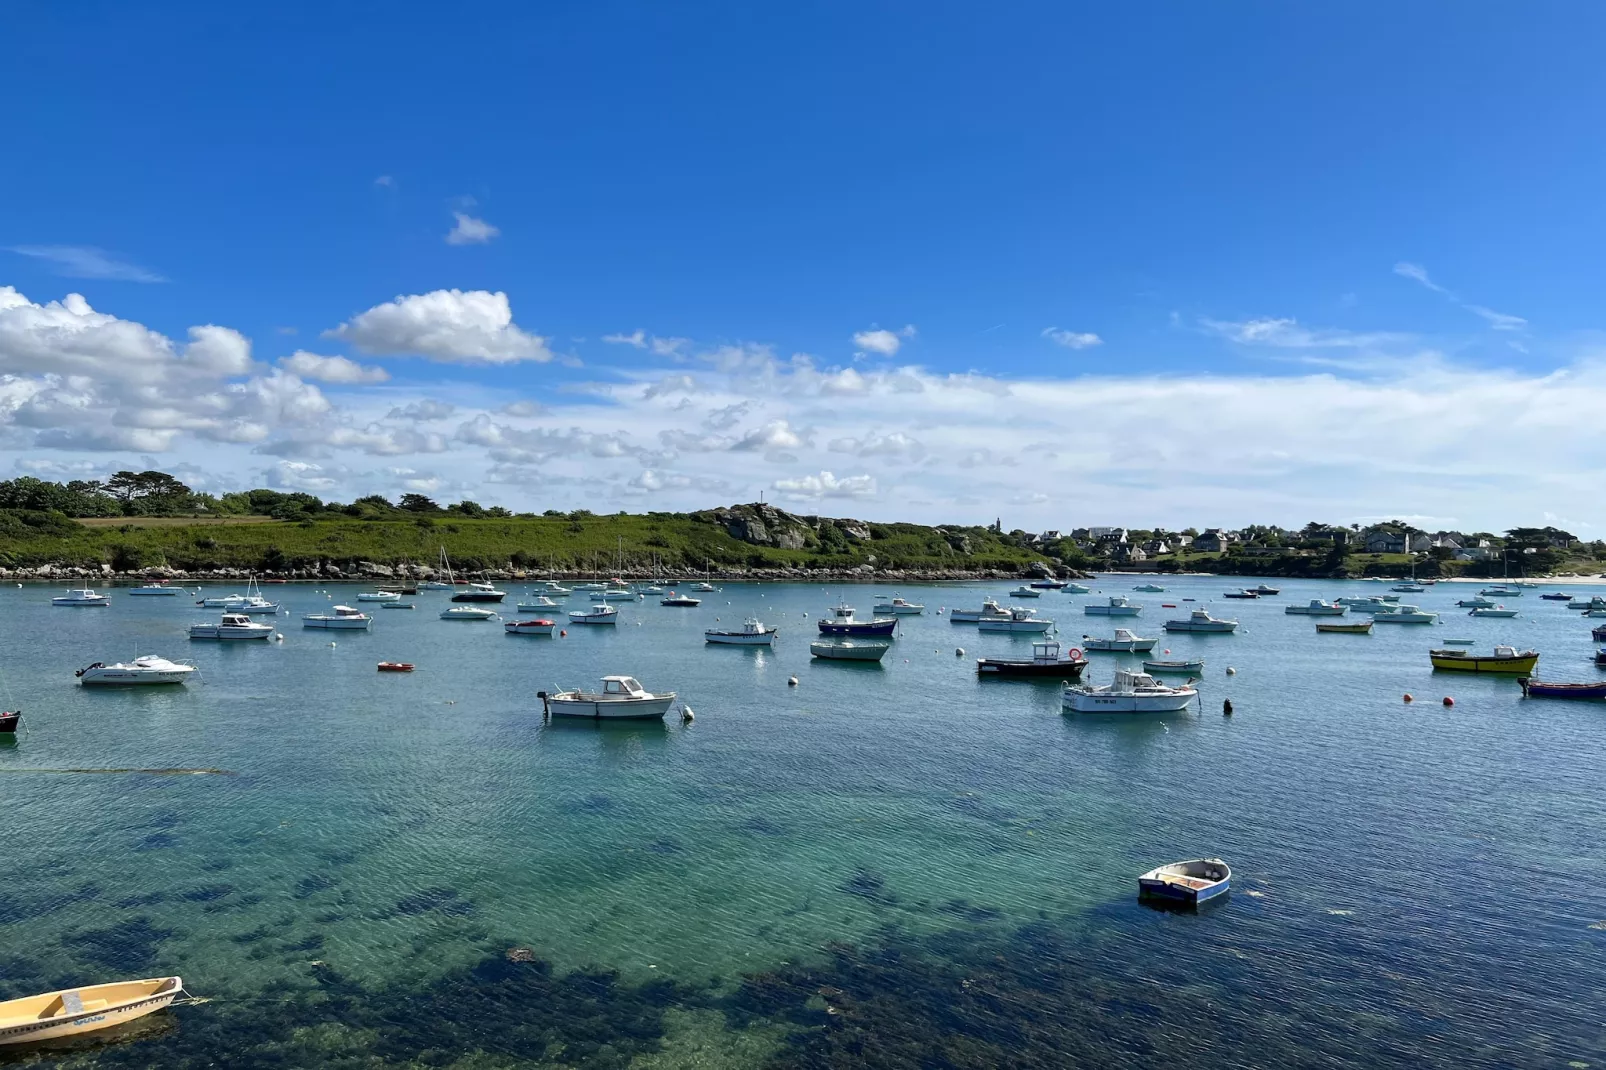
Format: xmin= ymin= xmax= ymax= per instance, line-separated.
xmin=1285 ymin=606 xmax=1347 ymax=616
xmin=1162 ymin=622 xmax=1237 ymax=633
xmin=1431 ymin=651 xmax=1538 ymax=674
xmin=505 ymin=621 xmax=557 ymax=635
xmin=817 ymin=619 xmax=897 ymax=636
xmin=976 ymin=619 xmax=1053 ymax=634
xmin=303 ymin=617 xmax=372 ymax=629
xmin=1519 ymin=678 xmax=1606 ymax=699
xmin=78 ymin=668 xmax=192 ymax=685
xmin=567 ymin=614 xmax=617 ymax=625
xmin=1138 ymin=861 xmax=1231 ymax=905
xmin=809 ymin=640 xmax=891 ymax=661
xmin=0 ymin=977 xmax=182 ymax=1046
xmin=1316 ymin=622 xmax=1373 ymax=634
xmin=1142 ymin=660 xmax=1204 ymax=673
xmin=0 ymin=711 xmax=19 ymax=733
xmin=547 ymin=696 xmax=675 ymax=719
xmin=976 ymin=658 xmax=1087 ymax=677
xmin=1082 ymin=640 xmax=1158 ymax=652
xmin=127 ymin=588 xmax=181 ymax=596
xmin=1063 ymin=690 xmax=1196 ymax=713
xmin=188 ymin=626 xmax=273 ymax=640
xmin=704 ymin=631 xmax=777 ymax=645
xmin=1084 ymin=607 xmax=1140 ymax=616
xmin=450 ymin=592 xmax=505 ymax=603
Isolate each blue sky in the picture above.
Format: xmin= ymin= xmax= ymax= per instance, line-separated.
xmin=3 ymin=3 xmax=1605 ymax=530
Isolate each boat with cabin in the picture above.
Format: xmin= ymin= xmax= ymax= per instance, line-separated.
xmin=1063 ymin=583 xmax=1092 ymax=594
xmin=976 ymin=607 xmax=1053 ymax=634
xmin=1247 ymin=584 xmax=1281 ymax=596
xmin=1009 ymin=586 xmax=1042 ymax=599
xmin=1029 ymin=579 xmax=1068 ymax=590
xmin=304 ymin=605 xmax=373 ymax=629
xmin=517 ymin=596 xmax=562 ymax=612
xmin=189 ymin=612 xmax=274 ymax=640
xmin=127 ymin=582 xmax=182 ymax=596
xmin=1480 ymin=586 xmax=1523 ymax=598
xmin=377 ymin=661 xmax=414 ymax=672
xmin=817 ymin=603 xmax=897 ymax=637
xmin=540 ymin=676 xmax=677 ymax=719
xmin=809 ymin=638 xmax=892 ymax=661
xmin=705 ymin=617 xmax=778 ymax=646
xmin=76 ymin=656 xmax=195 ymax=685
xmin=1430 ymin=645 xmax=1539 ymax=674
xmin=691 ymin=581 xmax=718 ymax=592
xmin=660 ymin=592 xmax=702 ymax=607
xmin=1221 ymin=589 xmax=1258 ymax=600
xmin=1080 ymin=628 xmax=1158 ymax=653
xmin=1138 ymin=859 xmax=1230 ymax=906
xmin=567 ymin=604 xmax=619 ymax=625
xmin=356 ymin=591 xmax=402 ymax=603
xmin=441 ymin=606 xmax=497 ymax=621
xmin=1163 ymin=608 xmax=1238 ymax=633
xmin=1541 ymin=591 xmax=1573 ymax=601
xmin=504 ymin=618 xmax=557 ymax=636
xmin=950 ymin=598 xmax=1012 ymax=623
xmin=1392 ymin=583 xmax=1426 ymax=594
xmin=1285 ymin=599 xmax=1346 ymax=616
xmin=452 ymin=581 xmax=506 ymax=604
xmin=1456 ymin=596 xmax=1497 ymax=609
xmin=0 ymin=976 xmax=184 ymax=1046
xmin=1372 ymin=605 xmax=1438 ymax=624
xmin=872 ymin=597 xmax=925 ymax=615
xmin=1063 ymin=669 xmax=1198 ymax=712
xmin=1085 ymin=595 xmax=1141 ymax=616
xmin=976 ymin=640 xmax=1087 ymax=677
xmin=1518 ymin=677 xmax=1606 ymax=700
xmin=1132 ymin=583 xmax=1165 ymax=593
xmin=53 ymin=588 xmax=110 ymax=607
xmin=1469 ymin=606 xmax=1518 ymax=618
xmin=1593 ymin=624 xmax=1606 ymax=643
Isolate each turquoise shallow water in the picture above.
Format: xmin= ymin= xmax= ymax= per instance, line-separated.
xmin=1 ymin=577 xmax=1604 ymax=1067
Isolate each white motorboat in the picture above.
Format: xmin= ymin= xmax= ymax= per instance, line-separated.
xmin=1063 ymin=668 xmax=1198 ymax=713
xmin=1138 ymin=858 xmax=1231 ymax=905
xmin=53 ymin=588 xmax=110 ymax=607
xmin=451 ymin=581 xmax=506 ymax=604
xmin=441 ymin=606 xmax=497 ymax=621
xmin=1468 ymin=606 xmax=1519 ymax=618
xmin=1373 ymin=604 xmax=1438 ymax=624
xmin=1344 ymin=597 xmax=1396 ymax=614
xmin=77 ymin=655 xmax=196 ymax=685
xmin=809 ymin=638 xmax=893 ymax=661
xmin=356 ymin=591 xmax=402 ymax=602
xmin=638 ymin=585 xmax=667 ymax=596
xmin=1285 ymin=599 xmax=1347 ymax=616
xmin=517 ymin=596 xmax=562 ymax=611
xmin=1009 ymin=586 xmax=1042 ymax=599
xmin=1132 ymin=583 xmax=1165 ymax=592
xmin=600 ymin=589 xmax=641 ymax=601
xmin=1479 ymin=586 xmax=1522 ymax=598
xmin=705 ymin=617 xmax=778 ymax=645
xmin=1456 ymin=597 xmax=1497 ymax=609
xmin=540 ymin=676 xmax=677 ymax=720
xmin=660 ymin=593 xmax=702 ymax=606
xmin=539 ymin=583 xmax=574 ymax=595
xmin=950 ymin=599 xmax=1012 ymax=623
xmin=872 ymin=597 xmax=925 ymax=615
xmin=1063 ymin=583 xmax=1092 ymax=594
xmin=1162 ymin=608 xmax=1238 ymax=633
xmin=1567 ymin=596 xmax=1605 ymax=611
xmin=1392 ymin=583 xmax=1426 ymax=594
xmin=303 ymin=605 xmax=373 ymax=629
xmin=229 ymin=596 xmax=280 ymax=614
xmin=504 ymin=618 xmax=558 ymax=635
xmin=575 ymin=583 xmax=607 ymax=591
xmin=976 ymin=607 xmax=1053 ymax=634
xmin=691 ymin=581 xmax=718 ymax=592
xmin=1080 ymin=627 xmax=1158 ymax=653
xmin=568 ymin=604 xmax=619 ymax=625
xmin=127 ymin=582 xmax=182 ymax=596
xmin=189 ymin=612 xmax=275 ymax=640
xmin=418 ymin=580 xmax=455 ymax=590
xmin=1085 ymin=595 xmax=1141 ymax=616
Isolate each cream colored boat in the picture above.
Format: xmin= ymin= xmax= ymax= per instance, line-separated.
xmin=0 ymin=976 xmax=182 ymax=1046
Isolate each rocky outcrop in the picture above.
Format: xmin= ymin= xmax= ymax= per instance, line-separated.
xmin=697 ymin=503 xmax=814 ymax=550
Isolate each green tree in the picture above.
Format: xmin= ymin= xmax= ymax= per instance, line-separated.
xmin=399 ymin=494 xmax=440 ymax=513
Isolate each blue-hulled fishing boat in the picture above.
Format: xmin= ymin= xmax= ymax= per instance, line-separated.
xmin=816 ymin=603 xmax=897 ymax=637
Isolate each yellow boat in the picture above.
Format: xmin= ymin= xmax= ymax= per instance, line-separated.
xmin=0 ymin=977 xmax=182 ymax=1046
xmin=1429 ymin=646 xmax=1539 ymax=674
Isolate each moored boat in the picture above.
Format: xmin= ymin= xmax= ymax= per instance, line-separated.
xmin=1247 ymin=584 xmax=1281 ymax=596
xmin=1372 ymin=604 xmax=1438 ymax=624
xmin=976 ymin=639 xmax=1087 ymax=677
xmin=356 ymin=591 xmax=402 ymax=602
xmin=976 ymin=607 xmax=1053 ymax=634
xmin=1029 ymin=579 xmax=1068 ymax=590
xmin=873 ymin=597 xmax=925 ymax=615
xmin=540 ymin=676 xmax=677 ymax=719
xmin=1221 ymin=589 xmax=1259 ymax=600
xmin=1316 ymin=620 xmax=1373 ymax=634
xmin=0 ymin=976 xmax=184 ymax=1046
xmin=1285 ymin=599 xmax=1346 ymax=616
xmin=660 ymin=593 xmax=702 ymax=607
xmin=377 ymin=661 xmax=415 ymax=672
xmin=1138 ymin=859 xmax=1230 ymax=905
xmin=189 ymin=612 xmax=274 ymax=640
xmin=1063 ymin=583 xmax=1092 ymax=594
xmin=705 ymin=617 xmax=778 ymax=645
xmin=1594 ymin=624 xmax=1606 ymax=642
xmin=1085 ymin=595 xmax=1141 ymax=616
xmin=304 ymin=605 xmax=373 ymax=629
xmin=1143 ymin=657 xmax=1205 ymax=673
xmin=1541 ymin=591 xmax=1573 ymax=601
xmin=1430 ymin=645 xmax=1539 ymax=674
xmin=1063 ymin=668 xmax=1197 ymax=713
xmin=809 ymin=638 xmax=892 ymax=661
xmin=53 ymin=588 xmax=110 ymax=607
xmin=504 ymin=618 xmax=558 ymax=635
xmin=1008 ymin=586 xmax=1042 ymax=599
xmin=452 ymin=581 xmax=507 ymax=603
xmin=1132 ymin=583 xmax=1165 ymax=593
xmin=1080 ymin=627 xmax=1157 ymax=653
xmin=1480 ymin=586 xmax=1522 ymax=598
xmin=567 ymin=603 xmax=619 ymax=625
xmin=1469 ymin=606 xmax=1518 ymax=618
xmin=1163 ymin=608 xmax=1238 ymax=633
xmin=817 ymin=604 xmax=897 ymax=637
xmin=1518 ymin=677 xmax=1606 ymax=700
xmin=127 ymin=582 xmax=182 ymax=596
xmin=441 ymin=606 xmax=496 ymax=621
xmin=950 ymin=598 xmax=1012 ymax=623
xmin=1392 ymin=583 xmax=1426 ymax=593
xmin=517 ymin=596 xmax=562 ymax=612
xmin=1456 ymin=597 xmax=1497 ymax=609
xmin=76 ymin=656 xmax=195 ymax=685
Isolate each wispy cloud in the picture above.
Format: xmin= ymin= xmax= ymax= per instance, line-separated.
xmin=1041 ymin=327 xmax=1103 ymax=350
xmin=445 ymin=211 xmax=499 ymax=246
xmin=1394 ymin=261 xmax=1527 ymax=332
xmin=374 ymin=175 xmax=395 ymax=188
xmin=853 ymin=324 xmax=916 ymax=357
xmin=7 ymin=245 xmax=165 ymax=283
xmin=1199 ymin=316 xmax=1406 ymax=351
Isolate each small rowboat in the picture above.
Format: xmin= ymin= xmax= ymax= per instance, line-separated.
xmin=504 ymin=619 xmax=558 ymax=636
xmin=377 ymin=662 xmax=414 ymax=672
xmin=0 ymin=976 xmax=182 ymax=1046
xmin=1316 ymin=620 xmax=1373 ymax=634
xmin=1518 ymin=678 xmax=1606 ymax=700
xmin=1138 ymin=858 xmax=1230 ymax=905
xmin=1143 ymin=657 xmax=1205 ymax=673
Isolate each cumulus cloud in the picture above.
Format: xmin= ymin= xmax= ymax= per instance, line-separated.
xmin=445 ymin=211 xmax=499 ymax=245
xmin=852 ymin=324 xmax=916 ymax=357
xmin=828 ymin=431 xmax=925 ymax=460
xmin=280 ymin=350 xmax=390 ymax=384
xmin=1041 ymin=327 xmax=1103 ymax=350
xmin=7 ymin=245 xmax=166 ymax=283
xmin=327 ymin=290 xmax=552 ymax=364
xmin=387 ymin=399 xmax=456 ymax=421
xmin=773 ymin=470 xmax=878 ymax=501
xmin=734 ymin=419 xmax=807 ymax=452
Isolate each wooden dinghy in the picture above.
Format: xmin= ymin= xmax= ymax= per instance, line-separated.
xmin=0 ymin=976 xmax=182 ymax=1046
xmin=1518 ymin=677 xmax=1606 ymax=700
xmin=1315 ymin=620 xmax=1373 ymax=634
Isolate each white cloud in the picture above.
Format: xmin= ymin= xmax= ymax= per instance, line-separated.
xmin=1393 ymin=261 xmax=1444 ymax=294
xmin=603 ymin=329 xmax=647 ymax=348
xmin=773 ymin=470 xmax=878 ymax=501
xmin=1467 ymin=305 xmax=1528 ymax=332
xmin=374 ymin=175 xmax=395 ymax=188
xmin=445 ymin=211 xmax=499 ymax=246
xmin=498 ymin=399 xmax=545 ymax=417
xmin=852 ymin=324 xmax=916 ymax=356
xmin=734 ymin=419 xmax=807 ymax=452
xmin=604 ymin=330 xmax=690 ymax=358
xmin=1200 ymin=316 xmax=1406 ymax=351
xmin=327 ymin=289 xmax=552 ymax=364
xmin=280 ymin=350 xmax=390 ymax=384
xmin=387 ymin=399 xmax=456 ymax=421
xmin=7 ymin=245 xmax=166 ymax=283
xmin=828 ymin=431 xmax=925 ymax=460
xmin=1041 ymin=327 xmax=1103 ymax=350
xmin=1395 ymin=261 xmax=1526 ymax=332
xmin=651 ymin=336 xmax=689 ymax=357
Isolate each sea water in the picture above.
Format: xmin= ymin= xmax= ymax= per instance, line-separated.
xmin=0 ymin=577 xmax=1602 ymax=1067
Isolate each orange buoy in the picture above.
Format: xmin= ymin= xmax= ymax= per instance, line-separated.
xmin=1443 ymin=696 xmax=1454 ymax=706
xmin=560 ymin=629 xmax=567 ymax=637
xmin=1404 ymin=693 xmax=1413 ymax=703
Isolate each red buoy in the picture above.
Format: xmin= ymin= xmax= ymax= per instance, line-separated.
xmin=1442 ymin=696 xmax=1454 ymax=706
xmin=1403 ymin=693 xmax=1414 ymax=703
xmin=560 ymin=629 xmax=567 ymax=637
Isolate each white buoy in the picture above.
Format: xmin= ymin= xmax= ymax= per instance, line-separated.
xmin=955 ymin=648 xmax=965 ymax=656
xmin=788 ymin=675 xmax=799 ymax=687
xmin=1226 ymin=666 xmax=1237 ymax=675
xmin=681 ymin=706 xmax=694 ymax=723
xmin=329 ymin=641 xmax=337 ymax=647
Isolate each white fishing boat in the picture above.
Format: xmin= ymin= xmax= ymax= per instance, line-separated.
xmin=976 ymin=607 xmax=1054 ymax=634
xmin=949 ymin=599 xmax=1012 ymax=623
xmin=1009 ymin=586 xmax=1042 ymax=599
xmin=1284 ymin=599 xmax=1347 ymax=616
xmin=76 ymin=656 xmax=196 ymax=685
xmin=1063 ymin=668 xmax=1198 ymax=713
xmin=1132 ymin=583 xmax=1165 ymax=592
xmin=1457 ymin=597 xmax=1497 ymax=609
xmin=809 ymin=638 xmax=893 ymax=661
xmin=1085 ymin=595 xmax=1141 ymax=617
xmin=188 ymin=612 xmax=274 ymax=640
xmin=356 ymin=591 xmax=402 ymax=602
xmin=1391 ymin=583 xmax=1426 ymax=594
xmin=540 ymin=676 xmax=677 ymax=719
xmin=1372 ymin=604 xmax=1438 ymax=624
xmin=53 ymin=588 xmax=110 ymax=607
xmin=1162 ymin=608 xmax=1238 ymax=633
xmin=1080 ymin=627 xmax=1158 ymax=652
xmin=1138 ymin=859 xmax=1231 ymax=905
xmin=660 ymin=593 xmax=702 ymax=607
xmin=303 ymin=605 xmax=373 ymax=629
xmin=1479 ymin=586 xmax=1522 ymax=598
xmin=440 ymin=606 xmax=497 ymax=621
xmin=575 ymin=582 xmax=606 ymax=591
xmin=504 ymin=618 xmax=557 ymax=635
xmin=1345 ymin=597 xmax=1397 ymax=614
xmin=691 ymin=580 xmax=718 ymax=592
xmin=451 ymin=581 xmax=506 ymax=604
xmin=1468 ymin=606 xmax=1518 ymax=618
xmin=127 ymin=582 xmax=182 ymax=596
xmin=568 ymin=603 xmax=619 ymax=625
xmin=872 ymin=597 xmax=925 ymax=615
xmin=1063 ymin=583 xmax=1092 ymax=594
xmin=517 ymin=596 xmax=562 ymax=611
xmin=705 ymin=617 xmax=778 ymax=645
xmin=418 ymin=580 xmax=455 ymax=590
xmin=600 ymin=588 xmax=641 ymax=601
